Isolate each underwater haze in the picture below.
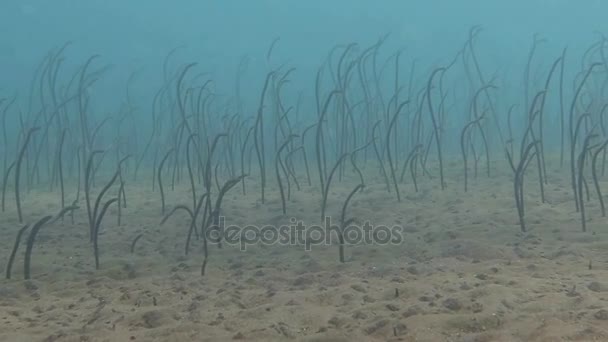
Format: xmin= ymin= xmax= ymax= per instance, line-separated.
xmin=2 ymin=0 xmax=608 ymax=341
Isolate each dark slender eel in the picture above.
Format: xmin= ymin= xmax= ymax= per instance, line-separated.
xmin=130 ymin=234 xmax=143 ymax=254
xmin=117 ymin=155 xmax=131 ymax=211
xmin=569 ymin=63 xmax=602 ymax=211
xmin=204 ymin=133 xmax=227 ymax=193
xmin=286 ymin=146 xmax=311 ymax=187
xmin=506 ymin=141 xmax=538 ymax=233
xmin=338 ymin=184 xmax=364 ymax=262
xmin=315 ymin=90 xmax=341 ymax=196
xmin=371 ymin=120 xmax=391 ymax=192
xmin=186 ymin=133 xmax=198 ymax=209
xmin=320 ymin=154 xmax=349 ymax=222
xmin=600 ymin=104 xmax=608 ymax=176
xmin=214 ymin=163 xmax=222 ymax=193
xmin=91 ymin=170 xmax=119 ymax=241
xmin=84 ymin=150 xmax=104 ymax=240
xmin=461 ymin=117 xmax=483 ymax=192
xmin=399 ymin=144 xmax=420 ymax=183
xmin=240 ymin=125 xmax=255 ymax=194
xmin=202 ymin=175 xmax=246 ymax=276
xmin=410 ymin=148 xmax=421 ymax=192
xmin=5 ymin=224 xmax=29 ymax=279
xmin=591 ymin=140 xmax=608 ymax=217
xmin=157 ymin=148 xmax=174 ymax=215
xmin=23 ymin=215 xmax=53 ymax=279
xmin=467 ymin=26 xmax=504 ymax=145
xmin=385 ymin=101 xmax=409 ymax=202
xmin=20 ymin=205 xmax=81 ymax=279
xmin=57 ymin=130 xmax=66 ymax=212
xmin=93 ymin=197 xmax=118 ymax=269
xmin=559 ymin=48 xmax=567 ymax=167
xmin=117 ymin=181 xmax=125 ymax=226
xmin=253 ymin=72 xmax=274 ymax=204
xmin=470 ymin=86 xmax=494 ymax=178
xmin=276 ymin=134 xmax=298 ymax=214
xmin=536 ymin=56 xmax=563 ymax=184
xmin=578 ymin=133 xmax=597 ymax=232
xmin=571 ymin=113 xmax=592 ymax=212
xmin=1 ymin=161 xmax=16 ymax=212
xmin=15 ymin=127 xmax=41 ymax=222
xmin=350 ymin=139 xmax=374 ymax=185
xmin=524 ymin=92 xmax=547 ymax=203
xmin=185 ymin=193 xmax=209 ymax=255
xmin=426 ymin=68 xmax=446 ymax=190
xmin=49 ymin=205 xmax=80 ymax=225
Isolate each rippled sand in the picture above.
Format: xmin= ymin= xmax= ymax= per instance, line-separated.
xmin=2 ymin=163 xmax=608 ymax=341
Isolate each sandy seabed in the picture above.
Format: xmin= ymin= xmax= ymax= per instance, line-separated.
xmin=2 ymin=162 xmax=608 ymax=342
